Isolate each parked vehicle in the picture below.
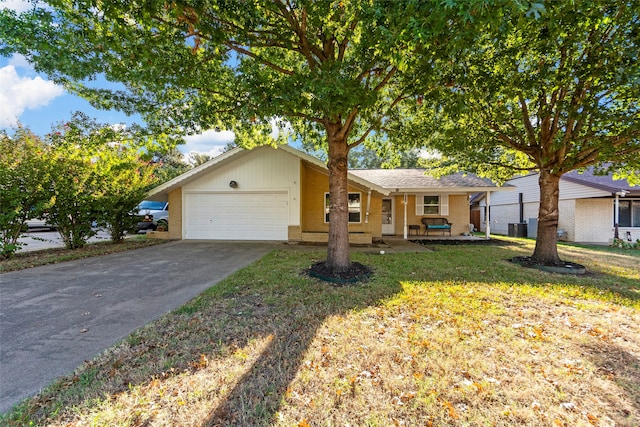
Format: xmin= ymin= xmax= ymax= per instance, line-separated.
xmin=135 ymin=200 xmax=169 ymax=233
xmin=26 ymin=217 xmax=56 ymax=231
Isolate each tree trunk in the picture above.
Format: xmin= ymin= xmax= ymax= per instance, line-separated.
xmin=325 ymin=127 xmax=351 ymax=272
xmin=531 ymin=168 xmax=563 ymax=265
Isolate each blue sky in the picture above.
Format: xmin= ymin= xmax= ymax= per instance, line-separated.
xmin=0 ymin=1 xmax=234 ymax=156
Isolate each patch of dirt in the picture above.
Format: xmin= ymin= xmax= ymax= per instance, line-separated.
xmin=307 ymin=261 xmax=372 ymax=285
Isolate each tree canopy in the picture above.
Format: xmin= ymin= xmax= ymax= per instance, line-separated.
xmin=1 ymin=0 xmax=505 ymax=272
xmin=397 ymin=0 xmax=640 ymax=265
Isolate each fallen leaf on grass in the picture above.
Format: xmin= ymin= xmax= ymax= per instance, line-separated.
xmin=442 ymin=400 xmax=458 ymax=419
xmin=191 ymin=353 xmax=208 ymax=370
xmin=298 ymin=419 xmax=311 ymax=427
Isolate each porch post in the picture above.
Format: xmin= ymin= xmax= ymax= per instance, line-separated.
xmin=403 ymin=193 xmax=408 ymax=239
xmin=365 ymin=190 xmax=371 ymax=224
xmin=485 ymin=190 xmax=491 ymax=240
xmin=614 ymin=192 xmax=620 ymax=240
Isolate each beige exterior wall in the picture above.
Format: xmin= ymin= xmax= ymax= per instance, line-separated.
xmin=299 ymin=163 xmax=379 ymax=237
xmin=390 ymin=193 xmax=470 ymax=236
xmin=447 ymin=195 xmax=472 ymax=235
xmin=288 ymin=225 xmax=302 ymax=242
xmin=167 ymin=188 xmax=182 ymax=240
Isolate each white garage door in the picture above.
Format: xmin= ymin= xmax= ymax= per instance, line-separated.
xmin=184 ymin=192 xmax=289 ymax=240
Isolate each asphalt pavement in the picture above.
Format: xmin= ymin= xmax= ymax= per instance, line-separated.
xmin=0 ymin=240 xmax=275 ymax=413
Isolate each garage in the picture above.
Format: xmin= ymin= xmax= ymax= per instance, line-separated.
xmin=184 ymin=192 xmax=289 ymax=240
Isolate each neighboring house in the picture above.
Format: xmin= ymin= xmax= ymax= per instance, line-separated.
xmin=476 ymin=169 xmax=640 ymax=244
xmin=147 ymin=145 xmax=508 ymax=243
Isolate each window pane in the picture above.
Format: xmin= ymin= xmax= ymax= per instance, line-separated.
xmin=382 ymin=199 xmax=392 ymax=224
xmin=325 ymin=193 xmax=361 ymax=223
xmin=325 ymin=193 xmax=330 ymax=222
xmin=423 ymin=196 xmax=439 ymax=205
xmin=422 ymin=195 xmax=440 ymax=215
xmin=424 ymin=206 xmax=439 ymax=215
xmin=618 ymin=201 xmax=631 ymax=227
xmin=348 ymin=193 xmax=361 ymax=222
xmin=633 ymin=201 xmax=640 ymax=227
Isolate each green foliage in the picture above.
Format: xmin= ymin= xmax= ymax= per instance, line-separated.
xmin=610 ymin=238 xmax=640 ymax=250
xmin=46 ymin=140 xmax=101 ymax=250
xmin=93 ymin=148 xmax=158 ymax=244
xmin=45 ymin=114 xmax=159 ymax=246
xmin=392 ymin=0 xmax=640 ymax=264
xmin=187 ymin=152 xmax=213 ymax=167
xmin=146 ymin=147 xmax=190 ymax=185
xmin=0 ymin=0 xmax=508 ymax=268
xmin=348 ymin=144 xmax=421 ymax=169
xmin=0 ymin=128 xmax=52 ymax=259
xmin=401 ymin=0 xmax=640 ymax=181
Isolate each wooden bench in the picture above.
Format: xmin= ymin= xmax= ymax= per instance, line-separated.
xmin=422 ymin=217 xmax=452 ymax=236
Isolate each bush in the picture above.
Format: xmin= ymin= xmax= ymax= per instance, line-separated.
xmin=0 ymin=128 xmax=51 ymax=259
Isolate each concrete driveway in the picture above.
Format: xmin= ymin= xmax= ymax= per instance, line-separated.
xmin=0 ymin=240 xmax=275 ymax=413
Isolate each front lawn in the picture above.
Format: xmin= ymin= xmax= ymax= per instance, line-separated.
xmin=3 ymin=239 xmax=639 ymax=426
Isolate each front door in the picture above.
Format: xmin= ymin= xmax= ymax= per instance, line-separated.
xmin=382 ymin=198 xmax=395 ymax=235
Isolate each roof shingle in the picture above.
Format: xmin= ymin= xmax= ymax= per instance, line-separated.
xmin=349 ymin=169 xmax=498 ymax=191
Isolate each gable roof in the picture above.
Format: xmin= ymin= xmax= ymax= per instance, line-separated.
xmin=350 ymin=169 xmax=509 ymax=193
xmin=147 ymin=145 xmax=391 ymax=200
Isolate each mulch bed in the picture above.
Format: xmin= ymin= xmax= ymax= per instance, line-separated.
xmin=307 ymin=261 xmax=372 ymax=285
xmin=410 ymin=238 xmax=509 ymax=246
xmin=510 ymin=256 xmax=587 ymax=275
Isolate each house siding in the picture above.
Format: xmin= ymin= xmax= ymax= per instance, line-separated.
xmin=168 ymin=188 xmax=182 ymax=240
xmin=574 ymin=199 xmax=613 ymax=242
xmin=299 ymin=163 xmax=380 ymax=241
xmin=182 ymin=146 xmax=301 ymax=228
xmin=558 ymin=199 xmax=576 ymax=241
xmin=486 ymin=173 xmax=631 ymax=243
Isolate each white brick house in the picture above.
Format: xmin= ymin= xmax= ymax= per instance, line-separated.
xmin=475 ymin=169 xmax=640 ymax=244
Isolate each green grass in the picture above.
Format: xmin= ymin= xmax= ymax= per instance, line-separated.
xmin=2 ymin=238 xmax=639 ymax=426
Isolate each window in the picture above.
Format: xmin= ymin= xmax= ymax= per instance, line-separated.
xmin=416 ymin=194 xmax=449 ymax=216
xmin=325 ymin=192 xmax=361 ymax=223
xmin=617 ymin=200 xmax=640 ymax=227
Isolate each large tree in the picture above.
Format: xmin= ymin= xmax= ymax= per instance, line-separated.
xmin=400 ymin=0 xmax=640 ymax=265
xmin=1 ymin=0 xmax=500 ymax=273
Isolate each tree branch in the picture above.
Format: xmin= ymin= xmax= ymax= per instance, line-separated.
xmin=518 ymin=93 xmax=537 ymax=146
xmin=223 ymin=41 xmax=295 ymax=76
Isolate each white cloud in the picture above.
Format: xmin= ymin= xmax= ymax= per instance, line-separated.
xmin=1 ymin=0 xmax=35 ymax=13
xmin=181 ymin=128 xmax=235 ymax=157
xmin=8 ymin=53 xmax=31 ymax=69
xmin=0 ymin=64 xmax=65 ymax=128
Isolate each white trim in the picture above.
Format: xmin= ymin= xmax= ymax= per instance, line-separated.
xmin=485 ymin=190 xmax=491 ymax=239
xmin=403 ymin=193 xmax=408 ymax=239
